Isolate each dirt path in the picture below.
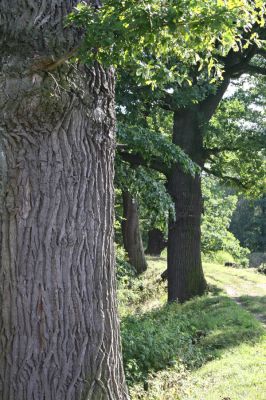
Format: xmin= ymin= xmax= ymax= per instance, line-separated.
xmin=204 ymin=263 xmax=266 ymax=328
xmin=225 ymin=286 xmax=266 ymax=327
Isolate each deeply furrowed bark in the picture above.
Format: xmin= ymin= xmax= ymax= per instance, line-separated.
xmin=167 ymin=79 xmax=230 ymax=303
xmin=167 ymin=108 xmax=206 ymax=303
xmin=0 ymin=2 xmax=128 ymax=399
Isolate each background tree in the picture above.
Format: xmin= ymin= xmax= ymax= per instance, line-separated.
xmin=230 ymin=196 xmax=266 ymax=254
xmin=204 ymin=75 xmax=266 ymax=193
xmin=203 ymin=75 xmax=266 ymax=265
xmin=116 ymin=70 xmax=265 ymax=301
xmin=115 ymin=120 xmax=194 ymax=263
xmin=201 ymin=176 xmax=249 ymax=265
xmin=115 ymin=144 xmax=177 ymax=272
xmin=0 ymin=1 xmax=128 ymax=399
xmin=121 ymin=190 xmax=147 ymax=274
xmin=70 ymin=1 xmax=265 ymax=302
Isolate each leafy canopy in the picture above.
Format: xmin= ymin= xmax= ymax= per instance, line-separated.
xmin=115 ymin=161 xmax=174 ymax=233
xmin=204 ymin=75 xmax=266 ymax=195
xmin=68 ymin=0 xmax=265 ymax=87
xmin=117 ymin=123 xmax=198 ymax=175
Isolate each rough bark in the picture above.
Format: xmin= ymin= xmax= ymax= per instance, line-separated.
xmin=167 ymin=108 xmax=206 ymax=303
xmin=145 ymin=228 xmax=167 ymax=257
xmin=167 ymin=79 xmax=230 ymax=303
xmin=121 ymin=191 xmax=147 ymax=274
xmin=0 ymin=2 xmax=128 ymax=399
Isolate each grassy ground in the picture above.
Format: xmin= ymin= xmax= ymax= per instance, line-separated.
xmin=205 ymin=262 xmax=266 ymax=323
xmin=118 ymin=257 xmax=266 ymax=400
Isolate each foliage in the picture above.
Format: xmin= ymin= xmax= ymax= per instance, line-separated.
xmin=201 ymin=176 xmax=238 ymax=252
xmin=201 ymin=176 xmax=249 ymax=264
xmin=68 ymin=0 xmax=265 ymax=87
xmin=116 ymin=243 xmax=136 ymax=281
xmin=115 ymin=121 xmax=198 ymax=234
xmin=222 ymin=231 xmax=250 ymax=265
xmin=117 ymin=123 xmax=198 ymax=175
xmin=115 ymin=161 xmax=174 ymax=234
xmin=230 ymin=196 xmax=266 ymax=252
xmin=204 ymin=75 xmax=266 ymax=195
xmin=116 ymin=119 xmax=180 ymax=232
xmin=204 ymin=249 xmax=235 ymax=265
xmin=122 ymin=302 xmax=206 ymax=385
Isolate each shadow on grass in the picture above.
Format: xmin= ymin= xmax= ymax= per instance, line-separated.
xmin=121 ymin=290 xmax=265 ymax=386
xmin=229 ymin=272 xmax=261 ymax=284
xmin=206 ymin=283 xmax=223 ymax=295
xmin=206 ymin=268 xmax=261 ymax=285
xmin=238 ymin=295 xmax=266 ymax=322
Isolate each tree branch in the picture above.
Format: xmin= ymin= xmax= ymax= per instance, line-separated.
xmin=223 ymin=43 xmax=256 ymax=74
xmin=118 ymin=150 xmax=170 ymax=176
xmin=256 ymin=48 xmax=266 ymax=58
xmin=204 ymin=146 xmax=241 ymax=157
xmin=225 ymin=45 xmax=266 ymax=77
xmin=202 ymin=166 xmax=248 ymax=189
xmin=244 ymin=64 xmax=266 ymax=76
xmin=200 ymin=76 xmax=230 ymax=121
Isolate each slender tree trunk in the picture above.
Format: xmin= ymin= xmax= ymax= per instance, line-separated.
xmin=261 ymin=196 xmax=266 ymax=253
xmin=122 ymin=191 xmax=147 ymax=274
xmin=167 ymin=79 xmax=230 ymax=303
xmin=0 ymin=2 xmax=128 ymax=399
xmin=146 ymin=228 xmax=167 ymax=257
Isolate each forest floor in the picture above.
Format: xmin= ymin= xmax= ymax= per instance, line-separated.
xmin=118 ymin=257 xmax=266 ymax=400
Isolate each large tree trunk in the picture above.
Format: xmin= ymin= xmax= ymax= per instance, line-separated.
xmin=167 ymin=108 xmax=206 ymax=303
xmin=146 ymin=228 xmax=167 ymax=257
xmin=122 ymin=191 xmax=147 ymax=274
xmin=167 ymin=80 xmax=230 ymax=303
xmin=0 ymin=2 xmax=128 ymax=399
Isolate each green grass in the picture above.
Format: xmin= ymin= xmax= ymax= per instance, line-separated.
xmin=204 ymin=262 xmax=266 ymax=323
xmin=238 ymin=295 xmax=266 ymax=317
xmin=183 ymin=340 xmax=266 ymax=400
xmin=118 ymin=257 xmax=266 ymax=400
xmin=204 ymin=262 xmax=266 ymax=297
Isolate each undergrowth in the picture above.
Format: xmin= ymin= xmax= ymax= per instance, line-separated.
xmin=118 ymin=257 xmax=266 ymax=399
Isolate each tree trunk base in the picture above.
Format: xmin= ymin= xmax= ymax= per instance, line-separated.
xmin=146 ymin=228 xmax=167 ymax=257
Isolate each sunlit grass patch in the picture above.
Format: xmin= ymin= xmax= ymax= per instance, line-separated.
xmin=204 ymin=262 xmax=266 ymax=322
xmin=183 ymin=337 xmax=266 ymax=400
xmin=239 ymin=294 xmax=266 ymax=313
xmin=119 ymin=258 xmax=266 ymax=399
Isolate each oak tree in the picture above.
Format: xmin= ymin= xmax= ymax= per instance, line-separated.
xmin=69 ymin=0 xmax=265 ymax=302
xmin=0 ymin=1 xmax=128 ymax=399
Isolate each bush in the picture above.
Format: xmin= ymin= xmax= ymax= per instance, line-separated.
xmin=222 ymin=231 xmax=249 ymax=266
xmin=121 ymin=303 xmax=206 ymax=385
xmin=203 ymin=250 xmax=234 ymax=265
xmin=116 ymin=244 xmax=136 ymax=281
xmin=201 ymin=176 xmax=249 ymax=267
xmin=203 ymin=235 xmax=250 ymax=267
xmin=121 ymin=294 xmax=263 ymax=388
